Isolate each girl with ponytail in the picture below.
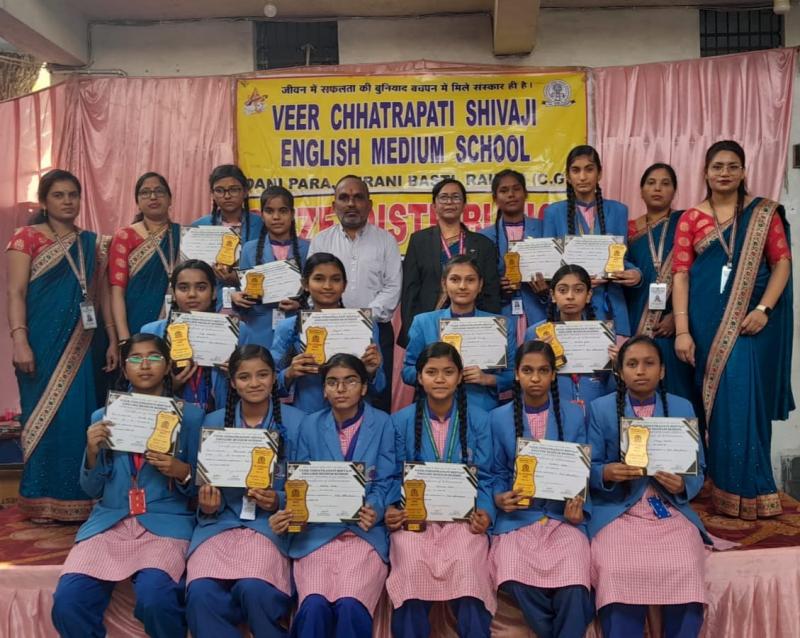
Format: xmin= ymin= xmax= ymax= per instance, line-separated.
xmin=233 ymin=186 xmax=310 ymax=349
xmin=587 ymin=335 xmax=709 ymax=638
xmin=386 ymin=342 xmax=495 ymax=638
xmin=489 ymin=340 xmax=593 ymax=638
xmin=185 ymin=345 xmax=304 ymax=638
xmin=542 ymin=145 xmax=640 ymax=337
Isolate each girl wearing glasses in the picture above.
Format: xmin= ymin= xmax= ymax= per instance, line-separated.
xmin=51 ymin=334 xmax=204 ymax=638
xmin=270 ymin=354 xmax=395 ymax=637
xmin=109 ymin=172 xmax=181 ymax=341
xmin=399 ymin=178 xmax=501 ymax=347
xmin=271 ymin=252 xmax=385 ymax=414
xmin=185 ymin=345 xmax=305 ymax=638
xmin=233 ymin=186 xmax=310 ymax=349
xmin=386 ymin=342 xmax=495 ymax=638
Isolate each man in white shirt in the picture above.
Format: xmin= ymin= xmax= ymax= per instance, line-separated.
xmin=308 ymin=175 xmax=403 ymax=411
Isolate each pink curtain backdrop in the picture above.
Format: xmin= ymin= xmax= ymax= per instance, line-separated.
xmin=593 ymin=48 xmax=796 ymax=217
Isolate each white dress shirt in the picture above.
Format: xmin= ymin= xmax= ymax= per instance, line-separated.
xmin=308 ymin=223 xmax=402 ymax=323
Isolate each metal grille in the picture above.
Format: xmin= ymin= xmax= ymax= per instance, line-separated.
xmin=700 ymin=9 xmax=783 ymax=58
xmin=255 ymin=21 xmax=339 ymax=70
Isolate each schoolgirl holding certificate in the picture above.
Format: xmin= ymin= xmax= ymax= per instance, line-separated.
xmin=489 ymin=341 xmax=593 ymax=638
xmin=233 ymin=186 xmax=310 ymax=349
xmin=270 ymin=354 xmax=395 ymax=637
xmin=588 ymin=336 xmax=709 ymax=638
xmin=51 ymin=334 xmax=204 ymax=638
xmin=542 ymin=146 xmax=640 ymax=337
xmin=186 ymin=345 xmax=305 ymax=638
xmin=403 ymin=255 xmax=515 ymax=412
xmin=386 ymin=342 xmax=495 ymax=638
xmin=271 ymin=252 xmax=385 ymax=414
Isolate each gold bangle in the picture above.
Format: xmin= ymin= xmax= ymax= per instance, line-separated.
xmin=105 ymin=323 xmax=116 ymax=329
xmin=9 ymin=326 xmax=28 ymax=336
xmin=676 ymin=331 xmax=690 ymax=337
xmin=673 ymin=311 xmax=688 ymax=316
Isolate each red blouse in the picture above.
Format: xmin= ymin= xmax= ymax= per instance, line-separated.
xmin=6 ymin=226 xmax=54 ymax=258
xmin=108 ymin=227 xmax=146 ymax=288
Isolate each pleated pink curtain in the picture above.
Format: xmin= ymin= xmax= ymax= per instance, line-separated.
xmin=592 ymin=48 xmax=796 ymax=217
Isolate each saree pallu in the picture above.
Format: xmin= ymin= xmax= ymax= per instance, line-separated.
xmin=17 ymin=232 xmax=107 ymax=521
xmin=125 ymin=224 xmax=180 ymax=335
xmin=689 ymin=198 xmax=794 ymax=520
xmin=625 ymin=213 xmax=695 ymax=402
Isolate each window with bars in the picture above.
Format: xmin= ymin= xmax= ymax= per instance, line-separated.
xmin=255 ymin=21 xmax=339 ymax=70
xmin=700 ymin=9 xmax=783 ymax=58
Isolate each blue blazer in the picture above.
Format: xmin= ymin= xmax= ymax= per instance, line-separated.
xmin=287 ymin=404 xmax=395 ymax=562
xmin=76 ymin=403 xmax=205 ymax=543
xmin=402 ymin=309 xmax=515 ymax=412
xmin=237 ymin=236 xmax=310 ymax=349
xmin=587 ymin=392 xmax=709 ymax=542
xmin=479 ymin=216 xmax=547 ymax=331
xmin=542 ymin=199 xmax=636 ymax=336
xmin=490 ymin=400 xmax=590 ymax=535
xmin=390 ymin=400 xmax=495 ymax=523
xmin=271 ymin=315 xmax=386 ymax=414
xmin=187 ymin=401 xmax=305 ymax=558
xmin=141 ymin=317 xmax=255 ymax=411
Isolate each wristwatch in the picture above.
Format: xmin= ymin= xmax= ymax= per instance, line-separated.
xmin=755 ymin=304 xmax=772 ymax=317
xmin=178 ymin=469 xmax=193 ymax=485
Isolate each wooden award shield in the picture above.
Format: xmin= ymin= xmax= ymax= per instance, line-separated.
xmin=245 ymin=446 xmax=275 ymax=490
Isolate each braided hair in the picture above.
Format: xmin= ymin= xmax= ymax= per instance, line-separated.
xmin=565 ymin=145 xmax=606 ymax=235
xmin=256 ymin=186 xmax=303 ymax=272
xmin=491 ymin=169 xmax=528 ymax=245
xmin=703 ymin=140 xmax=747 ymax=220
xmin=547 ymin=264 xmax=595 ymax=322
xmin=512 ymin=341 xmax=563 ymax=441
xmin=119 ymin=334 xmax=173 ymax=397
xmin=209 ymin=164 xmax=251 ymax=239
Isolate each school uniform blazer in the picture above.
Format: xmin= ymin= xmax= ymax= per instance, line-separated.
xmin=479 ymin=217 xmax=547 ymax=327
xmin=402 ymin=308 xmax=515 ymax=413
xmin=542 ymin=199 xmax=638 ymax=336
xmin=389 ymin=400 xmax=495 ymax=523
xmin=399 ymin=226 xmax=501 ymax=347
xmin=191 ymin=212 xmax=265 ymax=244
xmin=76 ymin=403 xmax=204 ymax=543
xmin=239 ymin=237 xmax=310 ymax=270
xmin=490 ymin=401 xmax=590 ymax=535
xmin=287 ymin=404 xmax=395 ymax=562
xmin=270 ymin=315 xmax=386 ymax=414
xmin=587 ymin=392 xmax=710 ymax=543
xmin=187 ymin=402 xmax=305 ymax=557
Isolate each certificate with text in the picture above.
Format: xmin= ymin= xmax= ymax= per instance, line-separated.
xmin=514 ymin=438 xmax=591 ymax=501
xmin=402 ymin=462 xmax=477 ymax=521
xmin=438 ymin=316 xmax=508 ymax=369
xmin=197 ymin=428 xmax=281 ymax=488
xmin=299 ymin=309 xmax=373 ymax=362
xmin=562 ymin=235 xmax=625 ymax=277
xmin=105 ymin=391 xmax=183 ymax=454
xmin=180 ymin=226 xmax=241 ymax=266
xmin=508 ymin=237 xmax=565 ymax=280
xmin=553 ymin=321 xmax=615 ymax=374
xmin=620 ymin=417 xmax=700 ymax=475
xmin=169 ymin=312 xmax=240 ymax=367
xmin=286 ymin=461 xmax=366 ymax=523
xmin=239 ymin=260 xmax=303 ymax=304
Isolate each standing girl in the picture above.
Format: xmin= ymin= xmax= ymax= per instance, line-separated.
xmin=7 ymin=169 xmax=116 ymax=521
xmin=233 ymin=186 xmax=310 ymax=348
xmin=186 ymin=345 xmax=305 ymax=638
xmin=403 ymin=255 xmax=515 ymax=413
xmin=109 ymin=172 xmax=181 ymax=340
xmin=51 ymin=334 xmax=204 ymax=638
xmin=271 ymin=252 xmax=385 ymax=414
xmin=387 ymin=342 xmax=495 ymax=638
xmin=270 ymin=354 xmax=395 ymax=637
xmin=588 ymin=336 xmax=708 ymax=638
xmin=542 ymin=146 xmax=640 ymax=337
xmin=489 ymin=341 xmax=593 ymax=638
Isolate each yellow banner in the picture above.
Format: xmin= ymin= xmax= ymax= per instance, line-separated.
xmin=237 ymin=71 xmax=586 ymax=253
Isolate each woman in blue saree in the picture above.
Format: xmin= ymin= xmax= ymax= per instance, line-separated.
xmin=625 ymin=163 xmax=694 ymax=402
xmin=6 ymin=170 xmax=117 ymax=521
xmin=673 ymin=141 xmax=793 ymax=520
xmin=109 ymin=172 xmax=181 ymax=341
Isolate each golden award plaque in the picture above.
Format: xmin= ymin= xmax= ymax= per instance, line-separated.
xmin=604 ymin=242 xmax=627 ymax=278
xmin=243 ymin=271 xmax=265 ymax=302
xmin=534 ymin=322 xmax=567 ymax=369
xmin=441 ymin=333 xmax=462 ymax=352
xmin=504 ymin=252 xmax=522 ymax=287
xmin=146 ymin=411 xmax=180 ymax=454
xmin=513 ymin=454 xmax=537 ymax=507
xmin=624 ymin=425 xmax=650 ymax=469
xmin=215 ymin=234 xmax=240 ymax=267
xmin=166 ymin=323 xmax=193 ymax=369
xmin=245 ymin=446 xmax=275 ymax=490
xmin=285 ymin=479 xmax=309 ymax=533
xmin=403 ymin=479 xmax=428 ymax=532
xmin=305 ymin=326 xmax=328 ymax=365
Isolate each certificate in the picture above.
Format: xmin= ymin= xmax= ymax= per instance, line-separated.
xmin=169 ymin=312 xmax=240 ymax=367
xmin=180 ymin=226 xmax=241 ymax=266
xmin=620 ymin=417 xmax=700 ymax=475
xmin=105 ymin=391 xmax=183 ymax=454
xmin=299 ymin=309 xmax=373 ymax=363
xmin=508 ymin=238 xmax=565 ymax=280
xmin=438 ymin=316 xmax=508 ymax=369
xmin=552 ymin=321 xmax=615 ymax=374
xmin=285 ymin=461 xmax=365 ymax=524
xmin=562 ymin=235 xmax=625 ymax=277
xmin=197 ymin=428 xmax=281 ymax=488
xmin=239 ymin=260 xmax=302 ymax=304
xmin=514 ymin=438 xmax=591 ymax=502
xmin=402 ymin=462 xmax=477 ymax=522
